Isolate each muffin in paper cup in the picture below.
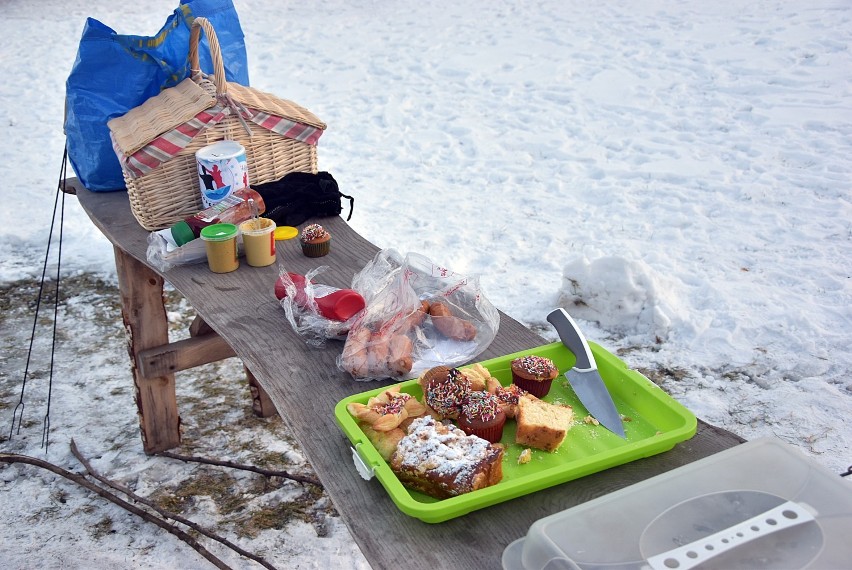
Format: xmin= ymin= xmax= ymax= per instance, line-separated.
xmin=300 ymin=223 xmax=331 ymax=257
xmin=511 ymin=355 xmax=558 ymax=398
xmin=457 ymin=391 xmax=507 ymax=443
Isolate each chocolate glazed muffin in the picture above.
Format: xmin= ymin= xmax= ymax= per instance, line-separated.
xmin=457 ymin=391 xmax=506 ymax=443
xmin=421 ymin=366 xmax=472 ymax=420
xmin=510 ymin=355 xmax=558 ymax=398
xmin=300 ymin=223 xmax=331 ymax=257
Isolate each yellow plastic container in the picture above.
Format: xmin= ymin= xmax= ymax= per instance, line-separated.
xmin=200 ymin=223 xmax=239 ymax=273
xmin=240 ymin=217 xmax=276 ymax=267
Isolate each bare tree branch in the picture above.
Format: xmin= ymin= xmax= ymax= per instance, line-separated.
xmin=70 ymin=440 xmax=278 ymax=570
xmin=157 ymin=450 xmax=322 ymax=487
xmin=0 ymin=452 xmax=231 ymax=570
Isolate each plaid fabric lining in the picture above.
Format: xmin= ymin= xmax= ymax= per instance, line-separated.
xmin=113 ymin=105 xmax=323 ymax=179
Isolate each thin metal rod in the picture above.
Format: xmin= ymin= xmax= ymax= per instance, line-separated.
xmin=9 ymin=148 xmax=67 ymax=440
xmin=41 ymin=158 xmax=68 ymax=450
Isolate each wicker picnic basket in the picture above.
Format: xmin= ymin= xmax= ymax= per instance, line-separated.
xmin=108 ymin=17 xmax=326 ymax=230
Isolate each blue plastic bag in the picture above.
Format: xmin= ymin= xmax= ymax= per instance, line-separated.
xmin=64 ymin=0 xmax=250 ymax=192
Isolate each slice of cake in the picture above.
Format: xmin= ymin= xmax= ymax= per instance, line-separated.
xmin=515 ymin=394 xmax=574 ymax=452
xmin=390 ymin=416 xmax=504 ymax=499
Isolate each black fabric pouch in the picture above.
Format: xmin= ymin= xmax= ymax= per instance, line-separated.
xmin=253 ymin=171 xmax=354 ymax=227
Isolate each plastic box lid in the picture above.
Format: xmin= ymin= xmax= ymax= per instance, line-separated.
xmin=503 ymin=437 xmax=852 ymax=570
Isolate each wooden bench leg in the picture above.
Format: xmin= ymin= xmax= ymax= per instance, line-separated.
xmin=245 ymin=366 xmax=277 ymax=418
xmin=114 ymin=246 xmax=181 ymax=454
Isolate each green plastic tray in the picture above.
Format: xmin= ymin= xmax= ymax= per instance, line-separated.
xmin=334 ymin=341 xmax=697 ymax=523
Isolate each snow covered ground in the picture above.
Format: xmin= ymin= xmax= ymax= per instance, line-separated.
xmin=1 ymin=0 xmax=850 ymax=568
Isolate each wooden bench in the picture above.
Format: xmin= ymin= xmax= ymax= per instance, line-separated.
xmin=69 ymin=178 xmax=744 ymax=569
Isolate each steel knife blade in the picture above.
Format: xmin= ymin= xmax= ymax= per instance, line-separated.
xmin=546 ymin=308 xmax=626 ymax=438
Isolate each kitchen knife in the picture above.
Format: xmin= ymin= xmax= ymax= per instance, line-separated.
xmin=546 ymin=308 xmax=626 ymax=438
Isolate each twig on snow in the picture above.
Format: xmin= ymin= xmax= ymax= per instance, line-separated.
xmin=157 ymin=450 xmax=322 ymax=487
xmin=0 ymin=452 xmax=231 ymax=570
xmin=70 ymin=440 xmax=278 ymax=570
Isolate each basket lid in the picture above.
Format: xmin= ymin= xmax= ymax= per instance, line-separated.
xmin=108 ymin=78 xmax=216 ymax=156
xmin=227 ymin=82 xmax=327 ymax=131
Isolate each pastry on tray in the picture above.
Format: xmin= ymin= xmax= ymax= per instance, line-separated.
xmin=459 ymin=362 xmax=494 ymax=392
xmin=420 ymin=366 xmax=471 ymax=420
xmin=457 ymin=390 xmax=506 ymax=443
xmin=489 ymin=382 xmax=527 ymax=419
xmin=347 ymin=385 xmax=427 ymax=460
xmin=390 ymin=416 xmax=504 ymax=499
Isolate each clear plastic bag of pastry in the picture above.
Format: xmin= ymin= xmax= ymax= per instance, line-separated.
xmin=338 ymin=249 xmax=500 ymax=381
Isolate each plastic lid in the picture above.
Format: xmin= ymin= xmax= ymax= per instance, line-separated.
xmin=170 ymin=220 xmax=197 ymax=246
xmin=503 ymin=438 xmax=852 ymax=570
xmin=200 ymin=223 xmax=238 ymax=242
xmin=274 ymin=226 xmax=299 ymax=240
xmin=196 ymin=140 xmax=244 ymax=160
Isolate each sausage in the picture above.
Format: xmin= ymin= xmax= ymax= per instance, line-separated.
xmin=342 ymin=327 xmax=371 ymax=377
xmin=398 ymin=300 xmax=430 ymax=334
xmin=367 ymin=331 xmax=390 ymax=376
xmin=386 ymin=334 xmax=414 ymax=376
xmin=429 ymin=301 xmax=477 ymax=341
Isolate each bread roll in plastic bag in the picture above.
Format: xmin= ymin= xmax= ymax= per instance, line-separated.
xmin=339 ymin=249 xmax=500 ymax=381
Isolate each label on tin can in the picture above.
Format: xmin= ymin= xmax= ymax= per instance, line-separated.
xmin=196 ymin=140 xmax=249 ymax=207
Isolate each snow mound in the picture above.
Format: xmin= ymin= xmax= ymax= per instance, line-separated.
xmin=557 ymin=255 xmax=687 ymax=342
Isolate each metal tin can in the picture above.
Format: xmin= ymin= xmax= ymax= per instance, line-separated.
xmin=196 ymin=140 xmax=249 ymax=207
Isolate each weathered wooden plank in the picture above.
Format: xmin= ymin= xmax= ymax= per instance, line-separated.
xmin=135 ymin=333 xmax=236 ymax=378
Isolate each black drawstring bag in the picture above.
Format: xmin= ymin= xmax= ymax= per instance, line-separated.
xmin=253 ymin=171 xmax=354 ymax=227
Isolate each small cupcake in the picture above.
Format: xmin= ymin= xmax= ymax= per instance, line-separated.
xmin=511 ymin=355 xmax=558 ymax=398
xmin=458 ymin=391 xmax=506 ymax=443
xmin=300 ymin=223 xmax=331 ymax=257
xmin=421 ymin=366 xmax=471 ymax=420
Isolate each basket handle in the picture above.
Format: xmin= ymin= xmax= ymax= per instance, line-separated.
xmin=188 ymin=17 xmax=228 ymax=95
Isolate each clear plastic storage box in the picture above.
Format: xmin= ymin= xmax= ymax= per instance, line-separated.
xmin=503 ymin=437 xmax=852 ymax=570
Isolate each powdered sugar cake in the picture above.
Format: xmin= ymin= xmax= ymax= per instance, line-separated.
xmin=390 ymin=416 xmax=504 ymax=499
